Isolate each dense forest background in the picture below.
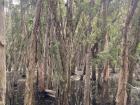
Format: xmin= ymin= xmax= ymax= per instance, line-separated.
xmin=0 ymin=0 xmax=140 ymax=105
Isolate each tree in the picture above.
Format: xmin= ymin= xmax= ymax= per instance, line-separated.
xmin=127 ymin=6 xmax=140 ymax=105
xmin=0 ymin=0 xmax=6 ymax=105
xmin=83 ymin=1 xmax=95 ymax=105
xmin=24 ymin=0 xmax=42 ymax=105
xmin=83 ymin=46 xmax=92 ymax=105
xmin=101 ymin=0 xmax=110 ymax=104
xmin=116 ymin=0 xmax=139 ymax=105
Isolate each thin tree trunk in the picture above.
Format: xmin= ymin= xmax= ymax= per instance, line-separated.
xmin=38 ymin=62 xmax=45 ymax=92
xmin=84 ymin=46 xmax=92 ymax=105
xmin=24 ymin=0 xmax=42 ymax=105
xmin=44 ymin=1 xmax=51 ymax=89
xmin=101 ymin=0 xmax=110 ymax=104
xmin=83 ymin=1 xmax=95 ymax=105
xmin=20 ymin=0 xmax=26 ymax=38
xmin=0 ymin=1 xmax=6 ymax=105
xmin=116 ymin=0 xmax=139 ymax=105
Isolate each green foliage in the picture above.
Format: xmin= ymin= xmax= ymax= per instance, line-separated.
xmin=27 ymin=17 xmax=33 ymax=32
xmin=50 ymin=40 xmax=60 ymax=56
xmin=136 ymin=43 xmax=140 ymax=59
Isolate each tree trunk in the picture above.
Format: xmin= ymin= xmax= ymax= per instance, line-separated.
xmin=44 ymin=1 xmax=51 ymax=89
xmin=0 ymin=1 xmax=6 ymax=105
xmin=101 ymin=0 xmax=110 ymax=104
xmin=83 ymin=1 xmax=95 ymax=105
xmin=20 ymin=0 xmax=26 ymax=38
xmin=24 ymin=0 xmax=42 ymax=105
xmin=38 ymin=62 xmax=45 ymax=92
xmin=115 ymin=0 xmax=139 ymax=105
xmin=84 ymin=46 xmax=92 ymax=105
xmin=127 ymin=7 xmax=140 ymax=104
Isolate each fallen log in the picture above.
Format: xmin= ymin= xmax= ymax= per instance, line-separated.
xmin=44 ymin=89 xmax=56 ymax=98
